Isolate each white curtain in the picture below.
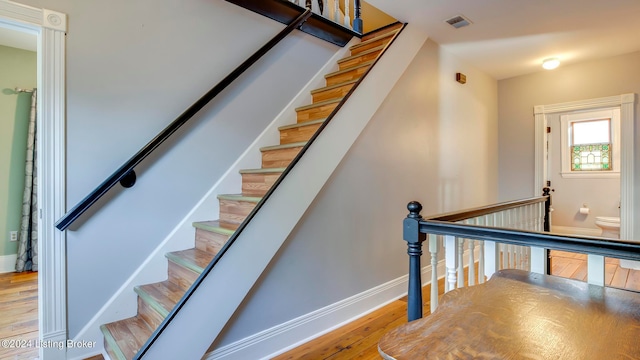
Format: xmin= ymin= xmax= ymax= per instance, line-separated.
xmin=16 ymin=90 xmax=38 ymax=272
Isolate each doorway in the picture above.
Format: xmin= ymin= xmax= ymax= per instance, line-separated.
xmin=534 ymin=94 xmax=636 ymax=240
xmin=0 ymin=25 xmax=38 ymax=360
xmin=547 ymin=108 xmax=621 ymax=236
xmin=0 ymin=4 xmax=67 ymax=359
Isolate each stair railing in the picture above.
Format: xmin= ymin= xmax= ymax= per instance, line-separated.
xmin=54 ymin=8 xmax=314 ymax=231
xmin=403 ymin=188 xmax=640 ymax=321
xmin=134 ymin=22 xmax=406 ymax=359
xmin=291 ymin=0 xmax=363 ymax=32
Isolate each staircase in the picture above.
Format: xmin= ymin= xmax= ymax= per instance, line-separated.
xmin=99 ymin=23 xmax=403 ymax=360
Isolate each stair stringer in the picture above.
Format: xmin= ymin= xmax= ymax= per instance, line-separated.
xmin=141 ymin=24 xmax=427 ymax=360
xmin=66 ymin=39 xmax=357 ymax=360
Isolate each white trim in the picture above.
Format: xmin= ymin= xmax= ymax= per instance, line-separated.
xmin=534 ymin=94 xmax=635 ymax=241
xmin=0 ymin=2 xmax=67 ymax=359
xmin=558 ymin=172 xmax=620 ymax=179
xmin=205 ymin=260 xmax=446 ymax=360
xmin=0 ymin=254 xmax=17 ymax=273
xmin=205 ymin=246 xmax=484 ymax=360
xmin=533 ymin=108 xmax=546 ymax=195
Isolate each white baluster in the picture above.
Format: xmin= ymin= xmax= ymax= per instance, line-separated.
xmin=538 ymin=202 xmax=543 ymax=231
xmin=478 ymin=239 xmax=485 ymax=283
xmin=457 ymin=237 xmax=465 ymax=288
xmin=476 ymin=217 xmax=485 ymax=284
xmin=343 ymin=0 xmax=351 ymax=28
xmin=484 ymin=240 xmax=499 ymax=280
xmin=506 ymin=244 xmax=512 ymax=269
xmin=587 ymin=254 xmax=605 ymax=286
xmin=331 ymin=0 xmax=339 ymax=22
xmin=445 ymin=235 xmax=457 ymax=292
xmin=443 ymin=239 xmax=449 ymax=293
xmin=429 ymin=234 xmax=439 ymax=312
xmin=464 ymin=219 xmax=475 ymax=286
xmin=468 ymin=238 xmax=476 ymax=286
xmin=530 ymin=246 xmax=547 ymax=274
xmin=539 ymin=202 xmax=545 ymax=231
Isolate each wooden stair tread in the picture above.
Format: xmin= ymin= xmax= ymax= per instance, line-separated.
xmin=216 ymin=194 xmax=262 ymax=202
xmin=135 ymin=280 xmax=184 ymax=318
xmin=260 ymin=141 xmax=308 ymax=151
xmin=324 ymin=61 xmax=373 ymax=78
xmin=165 ymin=248 xmax=214 ymax=274
xmin=350 ymin=29 xmax=398 ymax=51
xmin=310 ymin=80 xmax=358 ymax=95
xmin=337 ymin=45 xmax=384 ymax=65
xmin=101 ymin=316 xmax=152 ymax=360
xmin=239 ymin=167 xmax=286 ymax=174
xmin=100 ymin=20 xmax=398 ymax=359
xmin=295 ymin=97 xmax=343 ymax=112
xmin=192 ymin=220 xmax=235 ymax=236
xmin=279 ymin=119 xmax=326 ymax=131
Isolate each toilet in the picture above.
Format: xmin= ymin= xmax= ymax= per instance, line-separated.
xmin=595 ymin=216 xmax=640 ymax=269
xmin=595 ymin=216 xmax=620 ymax=239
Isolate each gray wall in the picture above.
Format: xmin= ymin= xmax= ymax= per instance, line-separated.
xmin=16 ymin=0 xmax=338 ymax=336
xmin=213 ymin=38 xmax=498 ymax=348
xmin=498 ymin=51 xmax=640 ymax=205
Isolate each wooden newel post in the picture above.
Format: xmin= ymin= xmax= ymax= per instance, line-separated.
xmin=353 ymin=0 xmax=363 ymax=33
xmin=543 ymin=187 xmax=551 ymax=232
xmin=404 ymin=201 xmax=426 ymax=321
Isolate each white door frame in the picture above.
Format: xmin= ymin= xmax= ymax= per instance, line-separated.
xmin=534 ymin=94 xmax=636 ymax=240
xmin=0 ymin=2 xmax=67 ymax=359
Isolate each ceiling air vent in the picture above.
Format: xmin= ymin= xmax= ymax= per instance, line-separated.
xmin=445 ymin=15 xmax=472 ymax=29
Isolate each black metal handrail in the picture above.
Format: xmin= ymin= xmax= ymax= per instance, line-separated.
xmin=403 ymin=195 xmax=640 ymax=321
xmin=55 ymin=8 xmax=313 ymax=231
xmin=134 ymin=22 xmax=406 ymax=359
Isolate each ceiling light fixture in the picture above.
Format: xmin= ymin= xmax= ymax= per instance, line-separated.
xmin=542 ymin=58 xmax=560 ymax=70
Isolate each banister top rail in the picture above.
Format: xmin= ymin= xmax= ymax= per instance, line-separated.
xmin=55 ymin=8 xmax=313 ymax=231
xmin=427 ymin=195 xmax=548 ymax=223
xmin=419 ymin=220 xmax=640 ymax=262
xmin=133 ymin=22 xmax=407 ymax=359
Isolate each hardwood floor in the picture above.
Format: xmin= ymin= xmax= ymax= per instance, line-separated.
xmin=274 ymin=253 xmax=640 ymax=359
xmin=550 ymin=250 xmax=640 ymax=290
xmin=0 ymin=271 xmax=38 ymax=360
xmin=2 ymin=252 xmax=638 ymax=360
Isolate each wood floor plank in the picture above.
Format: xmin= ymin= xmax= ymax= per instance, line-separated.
xmin=610 ymin=266 xmax=630 ymax=289
xmin=276 ymin=253 xmax=640 ymax=360
xmin=0 ymin=271 xmax=38 ymax=360
xmin=272 ymin=301 xmax=406 ymax=360
xmin=625 ymin=269 xmax=640 ymax=291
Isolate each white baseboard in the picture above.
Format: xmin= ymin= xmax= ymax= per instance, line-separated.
xmin=205 ymin=247 xmax=479 ymax=360
xmin=0 ymin=254 xmax=17 ymax=273
xmin=205 ymin=262 xmax=439 ymax=360
xmin=551 ymin=225 xmax=602 ymax=237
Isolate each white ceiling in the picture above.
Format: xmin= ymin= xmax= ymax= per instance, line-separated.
xmin=369 ymin=0 xmax=640 ymax=80
xmin=3 ymin=1 xmax=640 ymax=80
